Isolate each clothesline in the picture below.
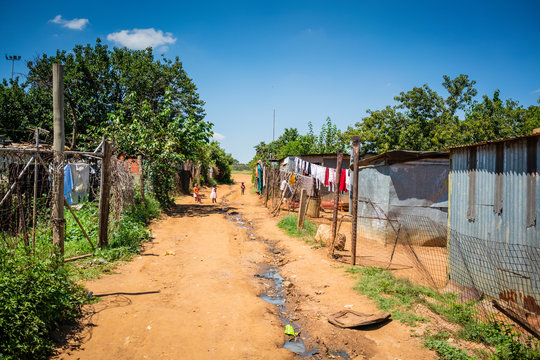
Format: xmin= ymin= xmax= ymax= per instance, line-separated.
xmin=284 ymin=156 xmax=352 ymax=193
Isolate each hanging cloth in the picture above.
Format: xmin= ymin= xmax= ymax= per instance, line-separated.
xmin=257 ymin=163 xmax=263 ymax=193
xmin=325 ymin=167 xmax=329 ymax=186
xmin=339 ymin=169 xmax=347 ymax=192
xmin=64 ymin=164 xmax=73 ymax=205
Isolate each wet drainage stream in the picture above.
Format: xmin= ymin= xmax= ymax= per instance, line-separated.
xmin=221 ymin=197 xmax=350 ymax=359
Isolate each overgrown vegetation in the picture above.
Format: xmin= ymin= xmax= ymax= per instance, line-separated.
xmin=346 ymin=266 xmax=540 ymax=360
xmin=0 ymin=194 xmax=160 ymax=359
xmin=0 ymin=246 xmax=86 ymax=360
xmin=0 ymin=39 xmax=235 ymax=208
xmin=277 ymin=215 xmax=318 ymax=245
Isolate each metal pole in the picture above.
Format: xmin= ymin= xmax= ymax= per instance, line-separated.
xmin=351 ymin=137 xmax=360 ymax=265
xmin=272 ymin=109 xmax=275 ymax=142
xmin=52 ymin=63 xmax=65 ymax=254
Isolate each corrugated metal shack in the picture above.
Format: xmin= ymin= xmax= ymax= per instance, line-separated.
xmin=447 ymin=133 xmax=540 ymax=318
xmin=354 ymin=151 xmax=450 ymax=246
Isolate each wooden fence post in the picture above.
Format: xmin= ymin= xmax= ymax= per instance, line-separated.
xmin=264 ymin=165 xmax=270 ymax=207
xmin=297 ymin=189 xmax=308 ymax=229
xmin=51 ymin=63 xmax=65 ymax=254
xmin=351 ymin=136 xmax=360 ymax=265
xmin=138 ymin=155 xmax=145 ymax=203
xmin=98 ymin=140 xmax=112 ymax=247
xmin=329 ymin=149 xmax=344 ymax=257
xmin=32 ymin=128 xmax=39 ymax=250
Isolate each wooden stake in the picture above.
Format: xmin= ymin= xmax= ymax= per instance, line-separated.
xmin=351 ymin=136 xmax=360 ymax=265
xmin=32 ymin=128 xmax=39 ymax=250
xmin=52 ymin=63 xmax=65 ymax=254
xmin=297 ymin=189 xmax=308 ymax=229
xmin=264 ymin=165 xmax=270 ymax=207
xmin=329 ymin=149 xmax=344 ymax=257
xmin=138 ymin=155 xmax=145 ymax=203
xmin=98 ymin=140 xmax=112 ymax=248
xmin=65 ymin=198 xmax=95 ymax=251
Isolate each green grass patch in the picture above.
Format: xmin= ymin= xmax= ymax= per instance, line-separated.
xmin=277 ymin=215 xmax=318 ymax=245
xmin=231 ymin=169 xmax=252 ymax=175
xmin=346 ymin=266 xmax=540 ymax=360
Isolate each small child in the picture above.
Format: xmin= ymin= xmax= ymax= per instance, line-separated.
xmin=210 ymin=185 xmax=217 ymax=203
xmin=193 ymin=184 xmax=201 ymax=203
xmin=241 ymin=182 xmax=245 ymax=195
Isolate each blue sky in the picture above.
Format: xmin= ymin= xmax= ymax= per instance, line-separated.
xmin=1 ymin=0 xmax=539 ymax=163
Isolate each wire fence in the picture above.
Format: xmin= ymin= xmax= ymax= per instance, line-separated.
xmin=0 ymin=145 xmax=138 ymax=255
xmin=262 ymin=164 xmax=540 ymax=354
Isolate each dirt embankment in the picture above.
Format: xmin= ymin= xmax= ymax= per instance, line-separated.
xmin=55 ymin=174 xmax=435 ymax=360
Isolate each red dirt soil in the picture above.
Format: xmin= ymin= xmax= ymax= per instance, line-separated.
xmin=54 ymin=174 xmax=436 ymax=360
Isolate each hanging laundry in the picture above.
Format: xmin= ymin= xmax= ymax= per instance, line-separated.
xmin=339 ymin=169 xmax=347 ymax=192
xmin=289 ymin=172 xmax=296 ymax=185
xmin=64 ymin=164 xmax=73 ymax=205
xmin=325 ymin=167 xmax=329 ymax=186
xmin=71 ymin=163 xmax=91 ymax=204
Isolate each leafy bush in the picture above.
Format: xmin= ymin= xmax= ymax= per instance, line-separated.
xmin=125 ymin=194 xmax=161 ymax=225
xmin=0 ymin=246 xmax=86 ymax=360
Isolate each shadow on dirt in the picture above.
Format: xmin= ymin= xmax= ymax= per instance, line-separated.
xmin=167 ymin=203 xmax=238 ymax=218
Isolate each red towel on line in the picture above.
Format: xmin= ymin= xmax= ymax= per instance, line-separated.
xmin=325 ymin=167 xmax=329 ymax=186
xmin=339 ymin=169 xmax=347 ymax=192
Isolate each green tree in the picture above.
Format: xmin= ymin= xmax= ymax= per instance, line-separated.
xmin=24 ymin=39 xmax=206 ymax=152
xmin=106 ymin=89 xmax=212 ymax=206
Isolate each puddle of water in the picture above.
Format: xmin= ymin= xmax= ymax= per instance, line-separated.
xmin=283 ymin=340 xmax=306 ymax=354
xmin=222 ymin=205 xmax=345 ymax=359
xmin=330 ymin=350 xmax=350 ymax=359
xmin=261 ymin=294 xmax=286 ymax=306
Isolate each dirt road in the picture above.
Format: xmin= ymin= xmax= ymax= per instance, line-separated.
xmin=55 ymin=174 xmax=435 ymax=360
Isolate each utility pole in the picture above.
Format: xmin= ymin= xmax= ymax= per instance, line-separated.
xmin=272 ymin=109 xmax=275 ymax=142
xmin=5 ymin=55 xmax=21 ymax=81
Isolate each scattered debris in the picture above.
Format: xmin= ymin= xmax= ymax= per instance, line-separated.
xmin=282 ymin=280 xmax=293 ymax=289
xmin=328 ymin=310 xmax=391 ymax=329
xmin=284 ymin=324 xmax=297 ymax=336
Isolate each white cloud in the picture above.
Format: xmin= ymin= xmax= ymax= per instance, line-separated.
xmin=49 ymin=15 xmax=89 ymax=30
xmin=212 ymin=132 xmax=225 ymax=140
xmin=106 ymin=28 xmax=176 ymax=50
xmin=534 ymin=88 xmax=540 ymax=94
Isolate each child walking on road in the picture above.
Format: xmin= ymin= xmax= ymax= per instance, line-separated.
xmin=193 ymin=184 xmax=201 ymax=204
xmin=210 ymin=185 xmax=217 ymax=203
xmin=241 ymin=182 xmax=245 ymax=195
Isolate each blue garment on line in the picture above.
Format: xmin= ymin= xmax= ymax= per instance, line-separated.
xmin=257 ymin=164 xmax=263 ymax=193
xmin=64 ymin=164 xmax=73 ymax=205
